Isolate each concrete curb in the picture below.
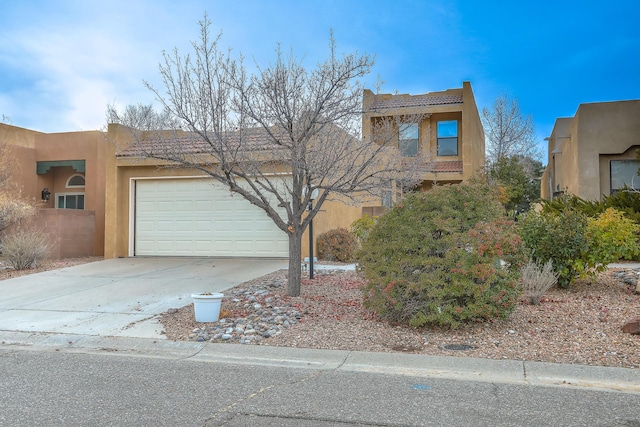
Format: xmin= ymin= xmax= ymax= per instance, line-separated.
xmin=2 ymin=331 xmax=638 ymax=394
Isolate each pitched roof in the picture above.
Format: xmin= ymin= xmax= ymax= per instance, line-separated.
xmin=116 ymin=128 xmax=286 ymax=157
xmin=369 ymin=94 xmax=463 ymax=110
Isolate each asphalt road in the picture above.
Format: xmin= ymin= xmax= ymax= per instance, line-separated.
xmin=1 ymin=348 xmax=639 ymax=427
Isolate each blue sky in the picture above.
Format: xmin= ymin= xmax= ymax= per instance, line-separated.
xmin=1 ymin=0 xmax=638 ymax=162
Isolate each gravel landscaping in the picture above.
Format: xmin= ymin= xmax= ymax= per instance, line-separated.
xmin=2 ymin=257 xmax=638 ymax=369
xmin=160 ymin=266 xmax=640 ymax=369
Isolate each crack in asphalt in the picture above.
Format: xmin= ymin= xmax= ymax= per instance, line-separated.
xmin=203 ymin=370 xmax=324 ymax=426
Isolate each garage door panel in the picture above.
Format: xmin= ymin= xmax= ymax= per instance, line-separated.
xmin=135 ymin=178 xmax=288 ymax=257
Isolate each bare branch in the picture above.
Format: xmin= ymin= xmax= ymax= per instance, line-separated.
xmin=106 ymin=17 xmax=416 ymax=296
xmin=482 ymin=93 xmax=540 ymax=165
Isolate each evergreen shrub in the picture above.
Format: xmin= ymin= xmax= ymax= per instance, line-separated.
xmin=357 ymin=181 xmax=526 ymax=328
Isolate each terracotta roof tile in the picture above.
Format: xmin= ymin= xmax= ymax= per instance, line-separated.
xmin=414 ymin=160 xmax=463 ymax=173
xmin=370 ymin=94 xmax=463 ymax=110
xmin=116 ymin=128 xmax=285 ymax=157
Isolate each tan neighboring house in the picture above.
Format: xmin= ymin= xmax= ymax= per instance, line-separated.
xmin=541 ymin=100 xmax=640 ymax=201
xmin=361 ymin=81 xmax=485 ymax=216
xmin=0 ymin=123 xmax=108 ymax=258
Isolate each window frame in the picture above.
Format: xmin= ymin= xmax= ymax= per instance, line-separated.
xmin=56 ymin=192 xmax=85 ymax=210
xmin=66 ymin=174 xmax=86 ymax=188
xmin=610 ymin=160 xmax=640 ymax=193
xmin=437 ymin=120 xmax=459 ymax=157
xmin=398 ymin=123 xmax=419 ymax=157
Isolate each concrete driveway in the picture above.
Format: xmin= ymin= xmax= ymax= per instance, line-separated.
xmin=0 ymin=257 xmax=287 ymax=339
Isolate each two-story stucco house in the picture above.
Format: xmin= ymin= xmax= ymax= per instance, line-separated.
xmin=361 ymin=81 xmax=485 ymax=216
xmin=1 ymin=81 xmax=486 ymax=261
xmin=541 ymin=100 xmax=640 ymax=201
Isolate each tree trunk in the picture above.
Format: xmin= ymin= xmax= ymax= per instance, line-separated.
xmin=287 ymin=231 xmax=303 ymax=296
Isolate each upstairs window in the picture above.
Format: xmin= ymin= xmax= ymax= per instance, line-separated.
xmin=399 ymin=123 xmax=419 ymax=157
xmin=611 ymin=160 xmax=640 ymax=193
xmin=437 ymin=120 xmax=458 ymax=156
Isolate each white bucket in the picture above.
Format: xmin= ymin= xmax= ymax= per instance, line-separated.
xmin=191 ymin=293 xmax=224 ymax=322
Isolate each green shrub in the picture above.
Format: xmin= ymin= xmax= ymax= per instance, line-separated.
xmin=518 ymin=209 xmax=589 ymax=288
xmin=601 ymin=189 xmax=640 ymax=225
xmin=541 ymin=190 xmax=640 ymax=224
xmin=585 ymin=208 xmax=640 ymax=265
xmin=0 ymin=229 xmax=52 ymax=270
xmin=357 ymin=181 xmax=525 ymax=328
xmin=539 ymin=193 xmax=602 ymax=217
xmin=316 ymin=228 xmax=358 ymax=262
xmin=350 ymin=215 xmax=377 ymax=245
xmin=519 ymin=206 xmax=640 ymax=288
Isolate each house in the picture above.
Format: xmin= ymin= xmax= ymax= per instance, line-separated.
xmin=1 ymin=81 xmax=485 ymax=261
xmin=102 ymin=124 xmax=362 ymax=260
xmin=541 ymin=100 xmax=640 ymax=201
xmin=361 ymin=81 xmax=485 ymax=216
xmin=0 ymin=123 xmax=108 ymax=258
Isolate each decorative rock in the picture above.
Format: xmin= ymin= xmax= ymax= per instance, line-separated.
xmin=621 ymin=317 xmax=640 ymax=335
xmin=636 ymin=282 xmax=640 ymax=295
xmin=188 ymin=280 xmax=306 ymax=344
xmin=167 ymin=308 xmax=178 ymax=314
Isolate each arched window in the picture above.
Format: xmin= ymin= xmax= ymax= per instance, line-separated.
xmin=66 ymin=174 xmax=85 ymax=188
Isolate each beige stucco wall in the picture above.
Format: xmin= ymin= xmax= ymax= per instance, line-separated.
xmin=461 ymin=81 xmax=486 ymax=179
xmin=542 ymin=100 xmax=640 ymax=201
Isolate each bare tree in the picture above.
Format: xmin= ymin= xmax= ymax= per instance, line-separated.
xmin=0 ymin=139 xmax=35 ymax=236
xmin=482 ymin=93 xmax=539 ymax=165
xmin=107 ymin=16 xmax=421 ymax=296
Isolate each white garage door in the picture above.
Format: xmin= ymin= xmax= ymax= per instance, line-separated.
xmin=134 ymin=178 xmax=289 ymax=257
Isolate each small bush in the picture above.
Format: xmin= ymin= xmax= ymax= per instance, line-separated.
xmin=357 ymin=181 xmax=525 ymax=329
xmin=518 ymin=209 xmax=589 ymax=288
xmin=586 ymin=208 xmax=640 ymax=265
xmin=519 ymin=206 xmax=640 ymax=288
xmin=521 ymin=259 xmax=557 ymax=305
xmin=316 ymin=228 xmax=358 ymax=262
xmin=602 ymin=188 xmax=640 ymax=225
xmin=350 ymin=215 xmax=377 ymax=245
xmin=0 ymin=229 xmax=52 ymax=270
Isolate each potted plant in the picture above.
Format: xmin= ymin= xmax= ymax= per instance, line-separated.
xmin=191 ymin=292 xmax=224 ymax=322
